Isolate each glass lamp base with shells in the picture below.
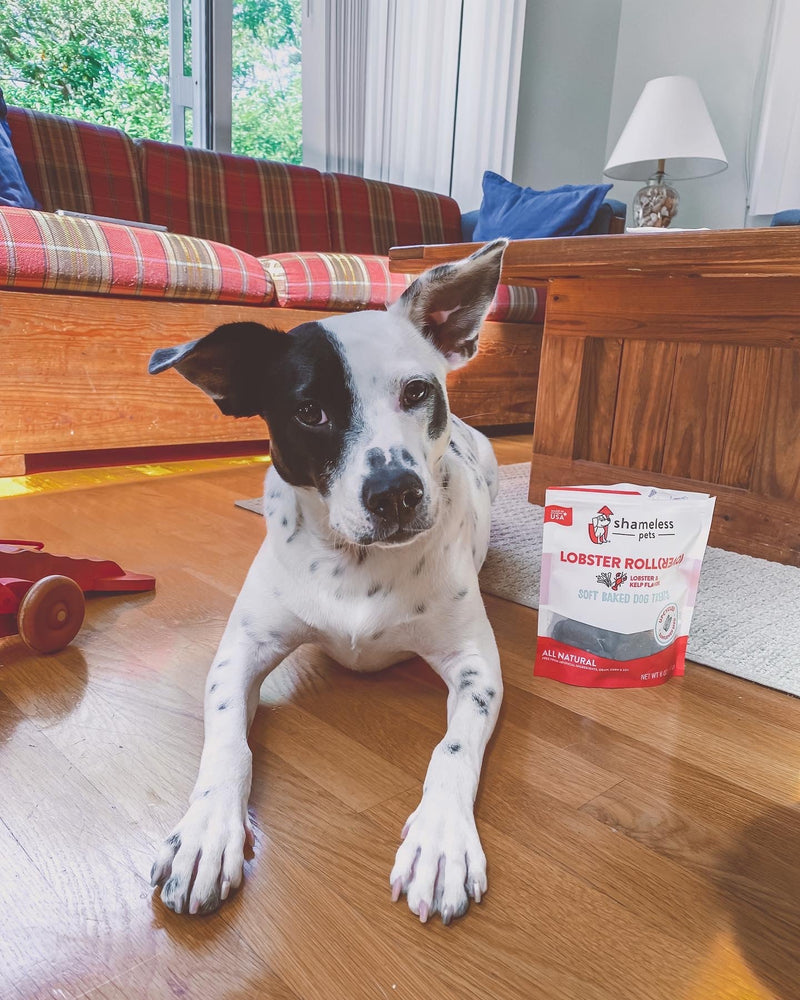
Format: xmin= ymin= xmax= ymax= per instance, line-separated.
xmin=632 ymin=173 xmax=679 ymax=228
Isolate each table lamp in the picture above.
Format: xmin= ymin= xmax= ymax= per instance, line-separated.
xmin=604 ymin=75 xmax=727 ymax=227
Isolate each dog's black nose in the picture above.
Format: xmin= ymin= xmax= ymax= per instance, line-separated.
xmin=363 ymin=470 xmax=424 ymax=528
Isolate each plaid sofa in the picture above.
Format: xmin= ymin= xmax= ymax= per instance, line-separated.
xmin=2 ymin=106 xmax=544 ymax=322
xmin=1 ymin=105 xmax=546 ymax=472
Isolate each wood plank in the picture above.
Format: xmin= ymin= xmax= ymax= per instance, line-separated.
xmin=0 ymin=454 xmax=25 ymax=476
xmin=543 ymin=276 xmax=800 ymax=349
xmin=446 ymin=320 xmax=541 ymax=425
xmin=528 ymin=454 xmax=800 ymax=566
xmin=572 ymin=335 xmax=623 ymax=463
xmin=718 ymin=345 xmax=771 ymax=489
xmin=661 ymin=341 xmax=738 ymax=482
xmin=388 ymin=227 xmax=800 ymax=280
xmin=1 ymin=292 xmax=536 ymax=469
xmin=531 ymin=335 xmax=586 ymax=458
xmin=608 ymin=339 xmax=678 ymax=472
xmin=752 ymin=346 xmax=800 ymax=501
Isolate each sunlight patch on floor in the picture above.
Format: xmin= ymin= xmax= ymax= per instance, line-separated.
xmin=0 ymin=455 xmax=270 ymax=499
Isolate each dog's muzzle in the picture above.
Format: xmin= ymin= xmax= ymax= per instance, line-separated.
xmin=361 ymin=468 xmax=429 ymax=543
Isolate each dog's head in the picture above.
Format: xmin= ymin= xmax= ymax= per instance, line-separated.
xmin=149 ymin=239 xmax=506 ymax=546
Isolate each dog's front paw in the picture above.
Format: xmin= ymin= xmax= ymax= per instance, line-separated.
xmin=389 ymin=796 xmax=487 ymax=925
xmin=150 ymin=793 xmax=254 ymax=915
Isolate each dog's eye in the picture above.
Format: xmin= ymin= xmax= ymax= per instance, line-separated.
xmin=402 ymin=379 xmax=430 ymax=407
xmin=295 ymin=402 xmax=328 ymax=427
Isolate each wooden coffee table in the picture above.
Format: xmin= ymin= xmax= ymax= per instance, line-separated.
xmin=390 ymin=229 xmax=800 ymax=566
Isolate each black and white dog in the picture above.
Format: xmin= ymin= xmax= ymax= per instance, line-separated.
xmin=148 ymin=239 xmax=507 ymax=925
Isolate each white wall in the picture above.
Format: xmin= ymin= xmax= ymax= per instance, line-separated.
xmin=512 ymin=0 xmax=622 ymax=195
xmin=606 ymin=0 xmax=772 ymax=229
xmin=512 ymin=0 xmax=774 ymax=229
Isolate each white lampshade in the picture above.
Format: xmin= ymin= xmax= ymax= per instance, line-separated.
xmin=605 ymin=75 xmax=727 ymax=181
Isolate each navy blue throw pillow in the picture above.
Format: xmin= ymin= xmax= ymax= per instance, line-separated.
xmin=473 ymin=171 xmax=612 ymax=240
xmin=0 ymin=89 xmax=39 ymax=209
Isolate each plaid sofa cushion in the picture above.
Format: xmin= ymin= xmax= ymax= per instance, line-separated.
xmin=0 ymin=207 xmax=273 ymax=304
xmin=6 ymin=106 xmax=144 ymax=220
xmin=260 ymin=251 xmax=544 ymax=322
xmin=138 ymin=140 xmax=332 ymax=257
xmin=263 ymin=252 xmax=410 ymax=311
xmin=322 ymin=174 xmax=463 ymax=255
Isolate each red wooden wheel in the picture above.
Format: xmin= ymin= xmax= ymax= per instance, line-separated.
xmin=17 ymin=575 xmax=85 ymax=653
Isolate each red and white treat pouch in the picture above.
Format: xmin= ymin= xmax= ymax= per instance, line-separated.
xmin=535 ymin=484 xmax=716 ymax=688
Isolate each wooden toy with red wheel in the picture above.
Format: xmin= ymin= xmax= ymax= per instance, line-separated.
xmin=0 ymin=540 xmax=155 ymax=654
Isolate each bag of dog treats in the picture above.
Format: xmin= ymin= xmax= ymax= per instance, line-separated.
xmin=535 ymin=484 xmax=715 ymax=688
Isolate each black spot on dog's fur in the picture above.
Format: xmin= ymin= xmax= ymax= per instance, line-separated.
xmin=367 ymin=582 xmax=381 ymax=597
xmin=166 ymin=833 xmax=181 ymax=850
xmin=356 ymin=547 xmax=369 ymax=565
xmin=218 ymin=702 xmax=229 ymax=711
xmin=367 ymin=448 xmax=386 ymax=470
xmin=447 ymin=742 xmax=461 ymax=754
xmin=449 ymin=440 xmax=462 ymax=457
xmin=455 ymin=588 xmax=468 ymax=600
xmin=413 ymin=556 xmax=426 ymax=576
xmin=428 ymin=381 xmax=448 ymax=439
xmin=414 ymin=603 xmax=426 ymax=615
xmin=486 ymin=688 xmax=496 ymax=699
xmin=215 ymin=658 xmax=230 ymax=670
xmin=268 ymin=630 xmax=283 ymax=641
xmin=281 ymin=516 xmax=288 ymax=528
xmin=332 ymin=564 xmax=343 ymax=577
xmin=310 ymin=561 xmax=319 ymax=572
xmin=371 ymin=630 xmax=385 ymax=641
xmin=458 ymin=668 xmax=478 ymax=691
xmin=209 ymin=683 xmax=219 ymax=693
xmin=400 ymin=448 xmax=417 ymax=466
xmin=472 ymin=692 xmax=489 ymax=716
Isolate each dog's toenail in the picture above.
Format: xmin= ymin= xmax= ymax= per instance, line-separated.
xmin=419 ymin=901 xmax=429 ymax=923
xmin=442 ymin=906 xmax=453 ymax=925
xmin=472 ymin=882 xmax=482 ymax=903
xmin=391 ymin=878 xmax=403 ymax=902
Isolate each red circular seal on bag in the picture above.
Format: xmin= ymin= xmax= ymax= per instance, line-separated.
xmin=654 ymin=603 xmax=679 ymax=646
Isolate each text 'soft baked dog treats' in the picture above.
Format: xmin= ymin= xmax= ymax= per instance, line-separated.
xmin=535 ymin=484 xmax=715 ymax=688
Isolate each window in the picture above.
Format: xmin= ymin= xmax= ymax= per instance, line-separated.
xmin=170 ymin=0 xmax=301 ymax=159
xmin=1 ymin=0 xmax=302 ymax=162
xmin=0 ymin=0 xmax=171 ymax=140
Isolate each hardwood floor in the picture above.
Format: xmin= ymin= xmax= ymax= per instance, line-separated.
xmin=1 ymin=436 xmax=798 ymax=1000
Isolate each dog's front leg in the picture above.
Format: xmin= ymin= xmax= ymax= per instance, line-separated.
xmin=151 ymin=552 xmax=304 ymax=914
xmin=391 ymin=614 xmax=502 ymax=924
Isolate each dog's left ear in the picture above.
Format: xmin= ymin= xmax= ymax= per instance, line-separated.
xmin=148 ymin=321 xmax=287 ymax=417
xmin=390 ymin=238 xmax=507 ymax=369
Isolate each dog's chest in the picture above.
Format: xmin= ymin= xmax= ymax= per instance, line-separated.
xmin=267 ymin=513 xmax=485 ymax=672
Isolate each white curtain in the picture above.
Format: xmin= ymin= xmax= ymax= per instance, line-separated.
xmin=302 ymin=0 xmax=526 ymax=205
xmin=748 ymin=0 xmax=800 ymax=216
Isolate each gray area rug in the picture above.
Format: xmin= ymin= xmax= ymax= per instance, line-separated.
xmin=481 ymin=463 xmax=800 ymax=697
xmin=236 ymin=464 xmax=800 ymax=696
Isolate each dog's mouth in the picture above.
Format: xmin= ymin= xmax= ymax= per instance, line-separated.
xmin=365 ymin=524 xmax=432 ymax=547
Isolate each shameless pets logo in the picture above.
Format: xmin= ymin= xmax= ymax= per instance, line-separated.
xmin=588 ymin=506 xmax=613 ymax=545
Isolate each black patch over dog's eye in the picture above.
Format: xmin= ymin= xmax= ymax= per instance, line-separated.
xmin=402 ymin=379 xmax=430 ymax=408
xmin=295 ymin=401 xmax=328 ymax=427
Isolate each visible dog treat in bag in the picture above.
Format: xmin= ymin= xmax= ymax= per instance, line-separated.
xmin=535 ymin=484 xmax=715 ymax=687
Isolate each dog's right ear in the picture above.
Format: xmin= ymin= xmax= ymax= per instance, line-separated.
xmin=148 ymin=322 xmax=287 ymax=417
